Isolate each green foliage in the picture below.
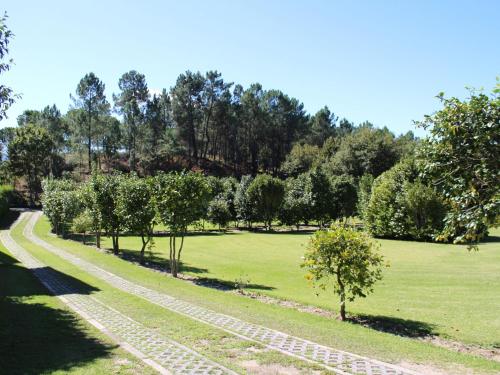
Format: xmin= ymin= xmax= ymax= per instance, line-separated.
xmin=309 ymin=167 xmax=334 ymax=226
xmin=0 ymin=184 xmax=12 ymax=218
xmin=330 ymin=174 xmax=357 ymax=220
xmin=327 ymin=126 xmax=399 ymax=178
xmin=85 ymin=172 xmax=123 ymax=253
xmin=117 ymin=174 xmax=156 ymax=261
xmin=234 ymin=175 xmax=254 ymax=227
xmin=280 ymin=143 xmax=320 ymax=177
xmin=417 ymin=88 xmax=500 ymax=245
xmin=0 ymin=12 xmax=17 ymax=121
xmin=153 ymin=171 xmax=210 ymax=276
xmin=8 ymin=125 xmax=54 ymax=205
xmin=302 ymin=225 xmax=385 ymax=320
xmin=207 ymin=196 xmax=232 ymax=230
xmin=307 ymin=106 xmax=337 ymax=146
xmin=365 ymin=160 xmax=446 ymax=240
xmin=357 ymin=173 xmax=374 ymax=221
xmin=247 ymin=174 xmax=285 ymax=230
xmin=279 ymin=173 xmax=313 ymax=229
xmin=41 ymin=178 xmax=82 ymax=237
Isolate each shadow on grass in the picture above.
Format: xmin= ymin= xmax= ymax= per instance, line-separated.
xmin=0 ymin=248 xmax=113 ymax=373
xmin=481 ymin=235 xmax=500 ymax=244
xmin=349 ymin=314 xmax=437 ymax=338
xmin=189 ymin=275 xmax=275 ymax=291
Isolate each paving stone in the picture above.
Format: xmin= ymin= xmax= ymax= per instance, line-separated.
xmin=1 ymin=214 xmax=236 ymax=375
xmin=25 ymin=211 xmax=419 ymax=375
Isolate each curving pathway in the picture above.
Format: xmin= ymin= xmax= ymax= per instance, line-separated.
xmin=25 ymin=210 xmax=420 ymax=375
xmin=1 ymin=213 xmax=237 ymax=375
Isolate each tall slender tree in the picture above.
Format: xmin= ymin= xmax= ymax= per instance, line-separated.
xmin=71 ymin=73 xmax=109 ymax=172
xmin=114 ymin=70 xmax=149 ymax=171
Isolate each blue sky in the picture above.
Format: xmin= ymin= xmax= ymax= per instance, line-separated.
xmin=2 ymin=0 xmax=499 ymax=136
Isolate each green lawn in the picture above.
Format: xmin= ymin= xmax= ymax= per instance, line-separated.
xmin=32 ymin=215 xmax=500 ymax=374
xmin=102 ymin=226 xmax=500 ymax=348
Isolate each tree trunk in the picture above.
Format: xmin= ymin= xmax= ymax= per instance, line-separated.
xmin=337 ymin=272 xmax=346 ymax=321
xmin=96 ymin=231 xmax=101 ymax=249
xmin=140 ymin=236 xmax=148 ymax=265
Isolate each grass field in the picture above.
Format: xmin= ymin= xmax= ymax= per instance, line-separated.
xmin=31 ymin=215 xmax=500 ymax=374
xmin=99 ymin=225 xmax=500 ymax=348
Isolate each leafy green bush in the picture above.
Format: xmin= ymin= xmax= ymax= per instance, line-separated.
xmin=0 ymin=184 xmax=13 ymax=219
xmin=279 ymin=173 xmax=313 ymax=229
xmin=247 ymin=174 xmax=285 ymax=230
xmin=365 ymin=160 xmax=446 ymax=240
xmin=41 ymin=179 xmax=82 ymax=237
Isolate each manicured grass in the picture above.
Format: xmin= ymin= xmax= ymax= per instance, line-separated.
xmin=0 ymin=231 xmax=155 ymax=374
xmin=102 ymin=225 xmax=500 ymax=348
xmin=12 ymin=215 xmax=324 ymax=374
xmin=33 ymin=215 xmax=500 ymax=374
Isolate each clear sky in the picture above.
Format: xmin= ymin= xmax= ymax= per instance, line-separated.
xmin=2 ymin=0 xmax=499 ymax=136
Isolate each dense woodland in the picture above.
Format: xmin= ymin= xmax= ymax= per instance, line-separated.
xmin=0 ymin=69 xmax=416 ymax=180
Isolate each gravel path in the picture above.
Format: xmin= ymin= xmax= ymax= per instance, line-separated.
xmin=25 ymin=210 xmax=420 ymax=375
xmin=1 ymin=212 xmax=237 ymax=375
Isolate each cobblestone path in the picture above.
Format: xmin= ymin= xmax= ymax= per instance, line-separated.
xmin=1 ymin=213 xmax=237 ymax=375
xmin=25 ymin=211 xmax=419 ymax=375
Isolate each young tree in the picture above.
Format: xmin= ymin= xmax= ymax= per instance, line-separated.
xmin=85 ymin=171 xmax=123 ymax=254
xmin=0 ymin=12 xmax=18 ymax=121
xmin=234 ymin=175 xmax=254 ymax=228
xmin=41 ymin=178 xmax=82 ymax=237
xmin=117 ymin=174 xmax=156 ymax=263
xmin=154 ymin=172 xmax=210 ymax=277
xmin=302 ymin=225 xmax=385 ymax=321
xmin=247 ymin=174 xmax=285 ymax=230
xmin=309 ymin=167 xmax=334 ymax=227
xmin=417 ymin=88 xmax=500 ymax=245
xmin=279 ymin=174 xmax=313 ymax=230
xmin=114 ymin=70 xmax=149 ymax=171
xmin=330 ymin=174 xmax=358 ymax=221
xmin=207 ymin=195 xmax=232 ymax=230
xmin=71 ymin=73 xmax=109 ymax=172
xmin=8 ymin=125 xmax=54 ymax=205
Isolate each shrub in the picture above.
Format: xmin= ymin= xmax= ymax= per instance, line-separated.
xmin=279 ymin=173 xmax=313 ymax=229
xmin=365 ymin=160 xmax=446 ymax=240
xmin=247 ymin=174 xmax=285 ymax=230
xmin=41 ymin=179 xmax=82 ymax=237
xmin=0 ymin=184 xmax=13 ymax=219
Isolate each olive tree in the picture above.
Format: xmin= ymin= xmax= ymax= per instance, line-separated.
xmin=117 ymin=174 xmax=156 ymax=264
xmin=302 ymin=225 xmax=385 ymax=321
xmin=154 ymin=171 xmax=210 ymax=277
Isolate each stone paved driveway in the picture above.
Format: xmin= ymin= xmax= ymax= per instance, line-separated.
xmin=25 ymin=210 xmax=420 ymax=375
xmin=1 ymin=213 xmax=237 ymax=375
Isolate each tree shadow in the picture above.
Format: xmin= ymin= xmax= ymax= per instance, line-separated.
xmin=349 ymin=314 xmax=437 ymax=338
xmin=0 ymin=251 xmax=114 ymax=374
xmin=188 ymin=275 xmax=276 ymax=292
xmin=481 ymin=234 xmax=500 ymax=244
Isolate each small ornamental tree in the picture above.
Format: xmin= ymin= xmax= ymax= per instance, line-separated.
xmin=71 ymin=210 xmax=93 ymax=244
xmin=41 ymin=178 xmax=82 ymax=237
xmin=117 ymin=174 xmax=156 ymax=264
xmin=302 ymin=225 xmax=385 ymax=321
xmin=207 ymin=195 xmax=232 ymax=230
xmin=154 ymin=171 xmax=210 ymax=277
xmin=279 ymin=173 xmax=313 ymax=230
xmin=247 ymin=174 xmax=285 ymax=230
xmin=86 ymin=171 xmax=123 ymax=254
xmin=234 ymin=175 xmax=254 ymax=228
xmin=310 ymin=167 xmax=334 ymax=227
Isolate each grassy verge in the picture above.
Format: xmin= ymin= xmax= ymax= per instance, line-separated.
xmin=33 ymin=215 xmax=500 ymax=374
